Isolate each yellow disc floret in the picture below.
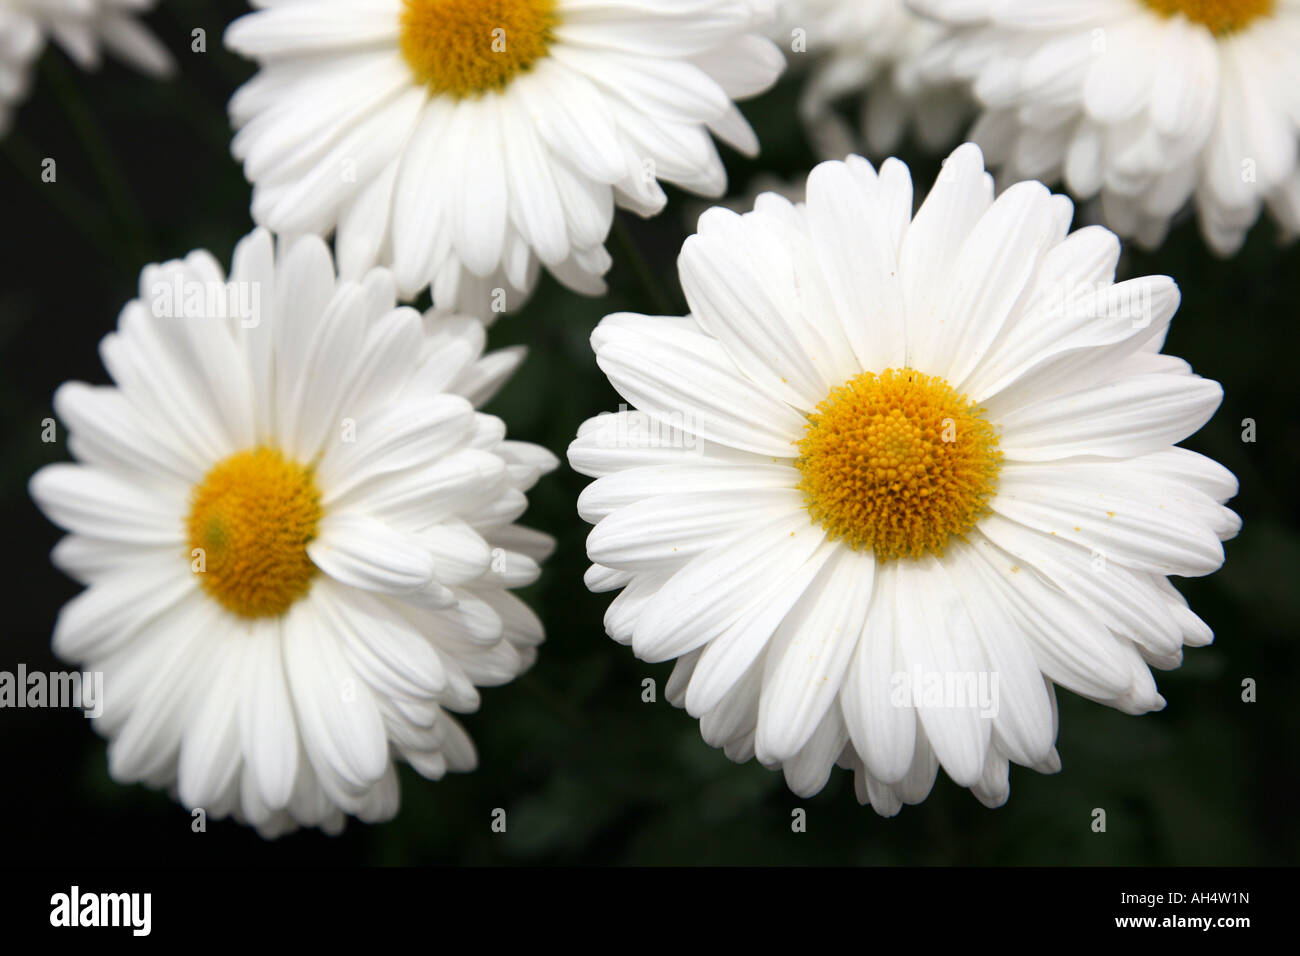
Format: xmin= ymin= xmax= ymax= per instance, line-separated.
xmin=187 ymin=447 xmax=322 ymax=619
xmin=399 ymin=0 xmax=558 ymax=99
xmin=795 ymin=368 xmax=1002 ymax=562
xmin=1143 ymin=0 xmax=1274 ymax=34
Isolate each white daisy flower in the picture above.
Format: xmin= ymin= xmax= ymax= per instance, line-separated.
xmin=0 ymin=0 xmax=173 ymax=137
xmin=29 ymin=228 xmax=557 ymax=837
xmin=911 ymin=0 xmax=1300 ymax=254
xmin=774 ymin=0 xmax=969 ymax=159
xmin=568 ymin=144 xmax=1239 ymax=814
xmin=223 ymin=0 xmax=785 ymax=316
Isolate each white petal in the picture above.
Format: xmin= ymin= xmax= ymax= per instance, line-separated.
xmin=309 ymin=511 xmax=436 ymax=595
xmin=30 ymin=464 xmax=185 ymax=545
xmin=893 ymin=555 xmax=991 ymax=788
xmin=283 ymin=596 xmax=390 ymax=794
xmin=632 ymin=511 xmax=826 ymax=663
xmin=998 ymin=372 xmax=1223 ymax=461
xmin=754 ymin=544 xmax=875 ymax=763
xmin=840 ymin=561 xmax=916 ymax=784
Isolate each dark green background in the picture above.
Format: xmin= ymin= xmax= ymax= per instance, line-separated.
xmin=1 ymin=0 xmax=1295 ymax=865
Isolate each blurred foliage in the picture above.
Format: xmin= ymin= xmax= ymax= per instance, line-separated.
xmin=0 ymin=0 xmax=1295 ymax=866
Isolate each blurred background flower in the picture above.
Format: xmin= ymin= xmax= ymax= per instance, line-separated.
xmin=911 ymin=0 xmax=1300 ymax=255
xmin=773 ymin=0 xmax=970 ymax=160
xmin=0 ymin=0 xmax=172 ymax=138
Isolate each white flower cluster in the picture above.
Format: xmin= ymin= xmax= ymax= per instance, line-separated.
xmin=18 ymin=0 xmax=1249 ymax=838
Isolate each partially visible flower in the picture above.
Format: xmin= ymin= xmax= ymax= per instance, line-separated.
xmin=570 ymin=144 xmax=1238 ymax=813
xmin=30 ymin=228 xmax=556 ymax=837
xmin=224 ymin=0 xmax=785 ymax=316
xmin=912 ymin=0 xmax=1300 ymax=254
xmin=0 ymin=0 xmax=173 ymax=137
xmin=683 ymin=172 xmax=806 ymax=231
xmin=773 ymin=0 xmax=970 ymax=159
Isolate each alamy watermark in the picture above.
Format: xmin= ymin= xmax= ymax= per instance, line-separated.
xmin=890 ymin=669 xmax=1000 ymax=718
xmin=50 ymin=886 xmax=150 ymax=936
xmin=594 ymin=403 xmax=703 ymax=454
xmin=0 ymin=665 xmax=102 ymax=717
xmin=1040 ymin=276 xmax=1155 ymax=329
xmin=148 ymin=275 xmax=262 ymax=328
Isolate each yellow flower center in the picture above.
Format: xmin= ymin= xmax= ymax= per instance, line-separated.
xmin=186 ymin=447 xmax=322 ymax=619
xmin=399 ymin=0 xmax=559 ymax=99
xmin=1142 ymin=0 xmax=1274 ymax=34
xmin=795 ymin=369 xmax=1002 ymax=562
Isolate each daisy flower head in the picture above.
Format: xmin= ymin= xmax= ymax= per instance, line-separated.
xmin=774 ymin=0 xmax=969 ymax=159
xmin=568 ymin=144 xmax=1239 ymax=814
xmin=0 ymin=0 xmax=173 ymax=136
xmin=29 ymin=228 xmax=557 ymax=837
xmin=223 ymin=0 xmax=786 ymax=316
xmin=910 ymin=0 xmax=1300 ymax=255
